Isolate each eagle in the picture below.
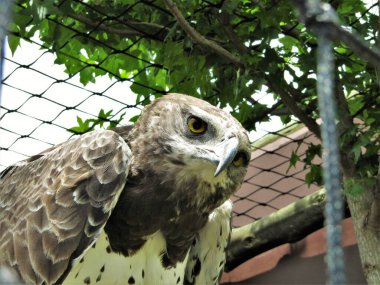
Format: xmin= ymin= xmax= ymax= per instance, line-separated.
xmin=0 ymin=94 xmax=250 ymax=285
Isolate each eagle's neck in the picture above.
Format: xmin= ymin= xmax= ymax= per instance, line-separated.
xmin=104 ymin=169 xmax=227 ymax=266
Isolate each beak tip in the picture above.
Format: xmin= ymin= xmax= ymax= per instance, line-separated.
xmin=213 ymin=136 xmax=239 ymax=177
xmin=214 ymin=163 xmax=225 ymax=177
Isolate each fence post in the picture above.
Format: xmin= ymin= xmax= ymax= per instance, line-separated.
xmin=303 ymin=1 xmax=346 ymax=284
xmin=317 ymin=28 xmax=346 ymax=285
xmin=0 ymin=0 xmax=12 ymax=105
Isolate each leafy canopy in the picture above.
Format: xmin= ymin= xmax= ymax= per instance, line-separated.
xmin=9 ymin=0 xmax=380 ymax=185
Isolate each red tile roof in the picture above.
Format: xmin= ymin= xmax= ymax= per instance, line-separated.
xmin=232 ymin=126 xmax=320 ymax=227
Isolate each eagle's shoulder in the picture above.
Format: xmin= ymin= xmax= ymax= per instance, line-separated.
xmin=110 ymin=125 xmax=134 ymax=142
xmin=0 ymin=128 xmax=132 ymax=284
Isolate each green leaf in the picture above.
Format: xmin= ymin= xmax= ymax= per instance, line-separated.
xmin=7 ymin=35 xmax=20 ymax=55
xmin=280 ymin=114 xmax=291 ymax=124
xmin=79 ymin=67 xmax=96 ymax=86
xmin=287 ymin=151 xmax=300 ymax=172
xmin=305 ymin=164 xmax=322 ymax=186
xmin=344 ymin=178 xmax=367 ymax=197
xmin=303 ymin=144 xmax=322 ymax=165
xmin=351 ymin=142 xmax=362 ymax=164
xmin=129 ymin=115 xmax=140 ymax=123
xmin=130 ymin=82 xmax=151 ymax=97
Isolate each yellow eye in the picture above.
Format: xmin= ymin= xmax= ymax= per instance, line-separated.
xmin=233 ymin=152 xmax=248 ymax=167
xmin=187 ymin=116 xmax=207 ymax=134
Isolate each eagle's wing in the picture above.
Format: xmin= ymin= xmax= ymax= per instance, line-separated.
xmin=0 ymin=129 xmax=131 ymax=284
xmin=185 ymin=200 xmax=232 ymax=285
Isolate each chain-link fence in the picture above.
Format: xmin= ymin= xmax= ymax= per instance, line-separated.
xmin=0 ymin=30 xmax=319 ymax=221
xmin=1 ymin=37 xmax=142 ymax=168
xmin=2 ymin=0 xmax=380 ymax=284
xmin=1 ymin=31 xmax=316 ymax=214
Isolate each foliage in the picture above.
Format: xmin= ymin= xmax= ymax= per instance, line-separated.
xmin=68 ymin=109 xmax=126 ymax=134
xmin=344 ymin=177 xmax=375 ymax=197
xmin=8 ymin=0 xmax=380 ymax=186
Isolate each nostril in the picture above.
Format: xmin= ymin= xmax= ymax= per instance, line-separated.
xmin=221 ymin=133 xmax=236 ymax=142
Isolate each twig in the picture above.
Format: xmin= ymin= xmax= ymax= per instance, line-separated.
xmin=266 ymin=77 xmax=321 ymax=138
xmin=242 ymin=101 xmax=284 ymax=131
xmin=333 ymin=76 xmax=357 ymax=177
xmin=67 ymin=12 xmax=168 ymax=40
xmin=217 ymin=11 xmax=250 ymax=54
xmin=334 ymin=76 xmax=354 ymax=135
xmin=164 ymin=0 xmax=243 ymax=67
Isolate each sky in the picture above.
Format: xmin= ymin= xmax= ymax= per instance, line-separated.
xmin=0 ymin=37 xmax=283 ymax=172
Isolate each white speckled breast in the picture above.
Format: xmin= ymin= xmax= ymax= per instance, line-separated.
xmin=63 ymin=231 xmax=189 ymax=285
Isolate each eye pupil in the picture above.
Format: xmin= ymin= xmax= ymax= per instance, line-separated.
xmin=192 ymin=120 xmax=202 ymax=130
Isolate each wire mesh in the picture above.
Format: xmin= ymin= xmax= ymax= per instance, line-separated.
xmin=0 ymin=0 xmax=323 ymax=237
xmin=1 ymin=38 xmax=143 ymax=167
xmin=0 ymin=0 xmax=324 ymax=229
xmin=232 ymin=128 xmax=321 ymax=227
xmin=1 ymin=0 xmax=377 ymax=284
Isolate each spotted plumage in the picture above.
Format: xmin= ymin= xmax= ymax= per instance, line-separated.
xmin=0 ymin=94 xmax=250 ymax=284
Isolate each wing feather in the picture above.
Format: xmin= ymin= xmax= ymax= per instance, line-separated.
xmin=0 ymin=129 xmax=132 ymax=284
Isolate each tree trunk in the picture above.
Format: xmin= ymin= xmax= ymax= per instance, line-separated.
xmin=345 ymin=178 xmax=380 ymax=284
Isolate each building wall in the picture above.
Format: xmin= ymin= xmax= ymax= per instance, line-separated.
xmin=227 ymin=245 xmax=365 ymax=284
xmin=222 ymin=219 xmax=366 ymax=284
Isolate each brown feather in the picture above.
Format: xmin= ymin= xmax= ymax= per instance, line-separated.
xmin=26 ymin=207 xmax=50 ymax=232
xmin=13 ymin=230 xmax=41 ymax=284
xmin=41 ymin=231 xmax=80 ymax=262
xmin=0 ymin=129 xmax=132 ymax=284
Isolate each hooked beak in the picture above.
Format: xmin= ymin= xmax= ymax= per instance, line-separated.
xmin=214 ymin=136 xmax=239 ymax=177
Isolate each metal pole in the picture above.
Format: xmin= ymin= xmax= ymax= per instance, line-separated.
xmin=308 ymin=1 xmax=346 ymax=284
xmin=0 ymin=0 xmax=12 ymax=106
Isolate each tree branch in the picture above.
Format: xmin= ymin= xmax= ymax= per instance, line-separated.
xmin=66 ymin=12 xmax=168 ymax=40
xmin=333 ymin=76 xmax=357 ymax=177
xmin=217 ymin=11 xmax=251 ymax=54
xmin=164 ymin=0 xmax=243 ymax=67
xmin=266 ymin=78 xmax=321 ymax=138
xmin=333 ymin=76 xmax=354 ymax=134
xmin=281 ymin=23 xmax=318 ymax=48
xmin=242 ymin=101 xmax=284 ymax=131
xmin=365 ymin=177 xmax=380 ymax=232
xmin=226 ymin=189 xmax=328 ymax=272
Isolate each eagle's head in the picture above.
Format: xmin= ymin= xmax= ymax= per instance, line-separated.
xmin=130 ymin=93 xmax=251 ymax=210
